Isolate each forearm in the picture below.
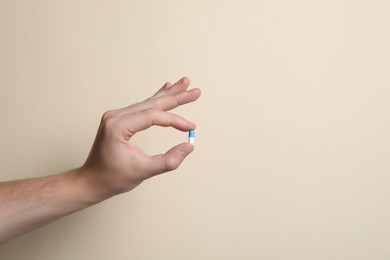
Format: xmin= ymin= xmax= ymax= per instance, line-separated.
xmin=0 ymin=168 xmax=107 ymax=244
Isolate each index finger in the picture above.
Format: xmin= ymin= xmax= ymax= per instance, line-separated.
xmin=118 ymin=109 xmax=196 ymax=140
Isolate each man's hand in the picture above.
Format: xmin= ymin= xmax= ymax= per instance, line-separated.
xmin=0 ymin=77 xmax=201 ymax=243
xmin=81 ymin=77 xmax=201 ymax=197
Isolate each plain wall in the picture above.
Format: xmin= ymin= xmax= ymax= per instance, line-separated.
xmin=1 ymin=0 xmax=390 ymax=259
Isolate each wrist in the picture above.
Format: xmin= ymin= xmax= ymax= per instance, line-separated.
xmin=74 ymin=164 xmax=139 ymax=203
xmin=72 ymin=167 xmax=117 ymax=204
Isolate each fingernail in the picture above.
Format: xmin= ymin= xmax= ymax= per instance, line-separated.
xmin=182 ymin=118 xmax=195 ymax=127
xmin=188 ymin=122 xmax=196 ymax=129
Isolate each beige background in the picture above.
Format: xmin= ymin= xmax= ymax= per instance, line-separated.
xmin=1 ymin=0 xmax=390 ymax=259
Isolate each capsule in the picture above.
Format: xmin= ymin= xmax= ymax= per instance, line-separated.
xmin=188 ymin=129 xmax=195 ymax=144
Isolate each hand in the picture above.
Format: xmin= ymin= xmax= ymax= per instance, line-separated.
xmin=80 ymin=77 xmax=201 ymax=197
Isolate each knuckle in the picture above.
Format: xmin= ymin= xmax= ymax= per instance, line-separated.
xmin=167 ymin=95 xmax=180 ymax=107
xmin=165 ymin=156 xmax=180 ymax=172
xmin=143 ymin=108 xmax=156 ymax=117
xmin=100 ymin=115 xmax=117 ymax=136
xmin=143 ymin=107 xmax=155 ymax=113
xmin=152 ymin=96 xmax=179 ymax=109
xmin=102 ymin=109 xmax=117 ymax=121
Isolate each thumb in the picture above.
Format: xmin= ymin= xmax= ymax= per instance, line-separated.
xmin=145 ymin=143 xmax=194 ymax=177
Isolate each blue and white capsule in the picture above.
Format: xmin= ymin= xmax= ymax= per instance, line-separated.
xmin=188 ymin=129 xmax=195 ymax=144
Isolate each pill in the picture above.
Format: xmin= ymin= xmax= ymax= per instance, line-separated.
xmin=188 ymin=129 xmax=195 ymax=144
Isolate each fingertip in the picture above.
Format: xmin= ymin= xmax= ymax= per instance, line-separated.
xmin=182 ymin=118 xmax=196 ymax=130
xmin=181 ymin=77 xmax=190 ymax=85
xmin=183 ymin=87 xmax=201 ymax=103
xmin=176 ymin=76 xmax=188 ymax=82
xmin=150 ymin=82 xmax=172 ymax=99
xmin=176 ymin=77 xmax=190 ymax=88
xmin=165 ymin=143 xmax=194 ymax=171
xmin=146 ymin=142 xmax=194 ymax=177
xmin=180 ymin=143 xmax=194 ymax=158
xmin=163 ymin=82 xmax=172 ymax=89
xmin=190 ymin=87 xmax=201 ymax=98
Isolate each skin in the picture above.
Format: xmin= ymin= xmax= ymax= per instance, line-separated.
xmin=0 ymin=77 xmax=201 ymax=244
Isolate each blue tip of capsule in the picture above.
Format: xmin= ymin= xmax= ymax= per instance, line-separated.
xmin=189 ymin=129 xmax=195 ymax=137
